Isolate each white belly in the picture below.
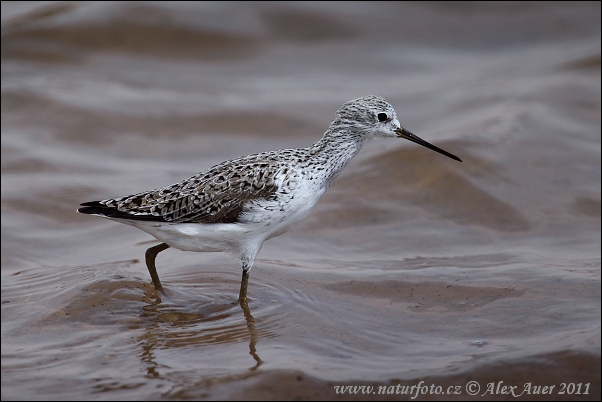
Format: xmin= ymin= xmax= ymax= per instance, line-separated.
xmin=116 ymin=219 xmax=263 ymax=253
xmin=110 ymin=176 xmax=327 ymax=259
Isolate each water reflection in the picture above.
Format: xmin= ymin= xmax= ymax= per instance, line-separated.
xmin=136 ymin=286 xmax=264 ymax=375
xmin=239 ymin=299 xmax=263 ymax=370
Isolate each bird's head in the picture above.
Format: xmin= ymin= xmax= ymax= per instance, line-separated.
xmin=336 ymin=95 xmax=462 ymax=162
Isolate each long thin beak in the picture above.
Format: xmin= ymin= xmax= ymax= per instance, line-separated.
xmin=395 ymin=127 xmax=462 ymax=162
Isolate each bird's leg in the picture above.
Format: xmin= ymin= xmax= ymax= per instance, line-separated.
xmin=238 ymin=246 xmax=260 ymax=304
xmin=145 ymin=242 xmax=170 ymax=295
xmin=238 ymin=268 xmax=250 ymax=305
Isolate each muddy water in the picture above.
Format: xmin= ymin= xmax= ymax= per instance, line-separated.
xmin=1 ymin=2 xmax=600 ymax=400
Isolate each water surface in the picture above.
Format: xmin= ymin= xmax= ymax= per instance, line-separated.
xmin=1 ymin=2 xmax=600 ymax=400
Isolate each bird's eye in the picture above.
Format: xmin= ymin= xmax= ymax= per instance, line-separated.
xmin=377 ymin=113 xmax=388 ymax=122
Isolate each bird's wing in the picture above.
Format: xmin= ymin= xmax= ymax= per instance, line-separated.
xmin=79 ymin=155 xmax=285 ymax=224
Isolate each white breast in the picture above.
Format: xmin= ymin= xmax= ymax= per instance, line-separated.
xmin=239 ymin=171 xmax=327 ymax=239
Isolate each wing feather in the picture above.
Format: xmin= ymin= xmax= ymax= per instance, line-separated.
xmin=79 ymin=153 xmax=287 ymax=224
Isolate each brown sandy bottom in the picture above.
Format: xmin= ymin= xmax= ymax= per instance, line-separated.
xmin=2 ymin=252 xmax=599 ymax=400
xmin=197 ymin=352 xmax=601 ymax=401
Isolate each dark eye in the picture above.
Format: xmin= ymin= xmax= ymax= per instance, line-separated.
xmin=377 ymin=113 xmax=388 ymax=122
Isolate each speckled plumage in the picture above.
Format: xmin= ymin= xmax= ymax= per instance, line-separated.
xmin=78 ymin=95 xmax=461 ymax=299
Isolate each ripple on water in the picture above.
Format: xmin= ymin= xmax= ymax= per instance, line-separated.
xmin=1 ymin=259 xmax=295 ymax=385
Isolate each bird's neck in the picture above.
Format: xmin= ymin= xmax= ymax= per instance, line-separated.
xmin=307 ymin=122 xmax=367 ymax=186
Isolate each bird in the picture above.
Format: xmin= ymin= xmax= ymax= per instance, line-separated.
xmin=77 ymin=95 xmax=461 ymax=303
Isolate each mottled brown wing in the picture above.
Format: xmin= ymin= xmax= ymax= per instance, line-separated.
xmin=79 ymin=157 xmax=282 ymax=224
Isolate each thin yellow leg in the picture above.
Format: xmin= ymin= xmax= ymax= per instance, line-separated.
xmin=238 ymin=269 xmax=250 ymax=304
xmin=145 ymin=243 xmax=170 ymax=295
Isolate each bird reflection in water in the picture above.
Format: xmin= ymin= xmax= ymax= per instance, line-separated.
xmin=136 ymin=284 xmax=264 ymax=378
xmin=238 ymin=297 xmax=262 ymax=369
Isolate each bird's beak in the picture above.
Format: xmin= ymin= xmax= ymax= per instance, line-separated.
xmin=395 ymin=127 xmax=462 ymax=162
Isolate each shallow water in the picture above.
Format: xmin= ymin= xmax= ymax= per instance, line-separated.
xmin=1 ymin=2 xmax=600 ymax=400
